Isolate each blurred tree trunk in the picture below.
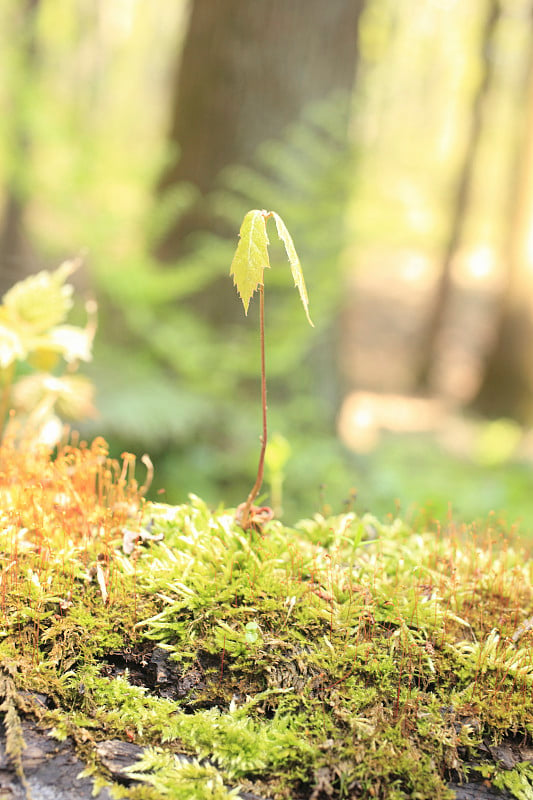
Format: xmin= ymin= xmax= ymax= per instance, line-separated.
xmin=416 ymin=0 xmax=502 ymax=390
xmin=470 ymin=4 xmax=533 ymax=423
xmin=155 ymin=0 xmax=364 ymax=264
xmin=0 ymin=0 xmax=40 ymax=296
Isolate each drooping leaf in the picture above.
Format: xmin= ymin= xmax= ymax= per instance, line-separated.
xmin=271 ymin=212 xmax=314 ymax=326
xmin=230 ymin=209 xmax=270 ymax=315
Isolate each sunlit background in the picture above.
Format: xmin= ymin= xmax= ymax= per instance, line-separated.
xmin=2 ymin=0 xmax=533 ymax=528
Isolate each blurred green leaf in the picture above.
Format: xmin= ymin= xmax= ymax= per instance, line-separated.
xmin=474 ymin=419 xmax=522 ymax=467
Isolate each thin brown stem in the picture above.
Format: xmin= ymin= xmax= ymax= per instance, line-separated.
xmin=239 ymin=284 xmax=267 ymax=528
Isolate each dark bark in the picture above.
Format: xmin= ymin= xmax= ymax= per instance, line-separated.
xmin=416 ymin=0 xmax=502 ymax=390
xmin=155 ymin=0 xmax=364 ymax=261
xmin=0 ymin=717 xmax=114 ymax=800
xmin=450 ymin=783 xmax=515 ymax=800
xmin=470 ymin=1 xmax=533 ymax=422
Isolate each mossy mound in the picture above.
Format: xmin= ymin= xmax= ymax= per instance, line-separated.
xmin=1 ymin=437 xmax=533 ymax=799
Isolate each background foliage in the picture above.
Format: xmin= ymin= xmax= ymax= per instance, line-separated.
xmin=2 ymin=0 xmax=533 ymax=527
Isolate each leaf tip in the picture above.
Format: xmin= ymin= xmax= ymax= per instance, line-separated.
xmin=303 ymin=304 xmax=314 ymax=327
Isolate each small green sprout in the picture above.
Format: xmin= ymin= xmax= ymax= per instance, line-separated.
xmin=244 ymin=620 xmax=261 ymax=645
xmin=230 ymin=210 xmax=313 ymax=530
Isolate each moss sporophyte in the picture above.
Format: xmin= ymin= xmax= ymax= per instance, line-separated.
xmin=230 ymin=210 xmax=314 ymax=531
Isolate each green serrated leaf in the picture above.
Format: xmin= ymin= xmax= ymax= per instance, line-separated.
xmin=271 ymin=211 xmax=314 ymax=327
xmin=230 ymin=210 xmax=270 ymax=315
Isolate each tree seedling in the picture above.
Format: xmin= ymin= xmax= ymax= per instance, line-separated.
xmin=230 ymin=209 xmax=313 ymax=530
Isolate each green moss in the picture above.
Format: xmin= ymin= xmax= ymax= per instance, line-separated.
xmin=492 ymin=763 xmax=533 ymax=800
xmin=125 ymin=750 xmax=241 ymax=799
xmin=3 ymin=493 xmax=533 ymax=799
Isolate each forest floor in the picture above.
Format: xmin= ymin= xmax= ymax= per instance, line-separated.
xmin=1 ymin=438 xmax=533 ymax=800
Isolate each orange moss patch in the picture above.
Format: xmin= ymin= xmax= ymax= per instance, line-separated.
xmin=0 ymin=433 xmax=149 ymax=623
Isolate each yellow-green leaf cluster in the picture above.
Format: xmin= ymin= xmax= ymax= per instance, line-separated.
xmin=3 ymin=261 xmax=75 ymax=333
xmin=0 ymin=260 xmax=96 ymax=442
